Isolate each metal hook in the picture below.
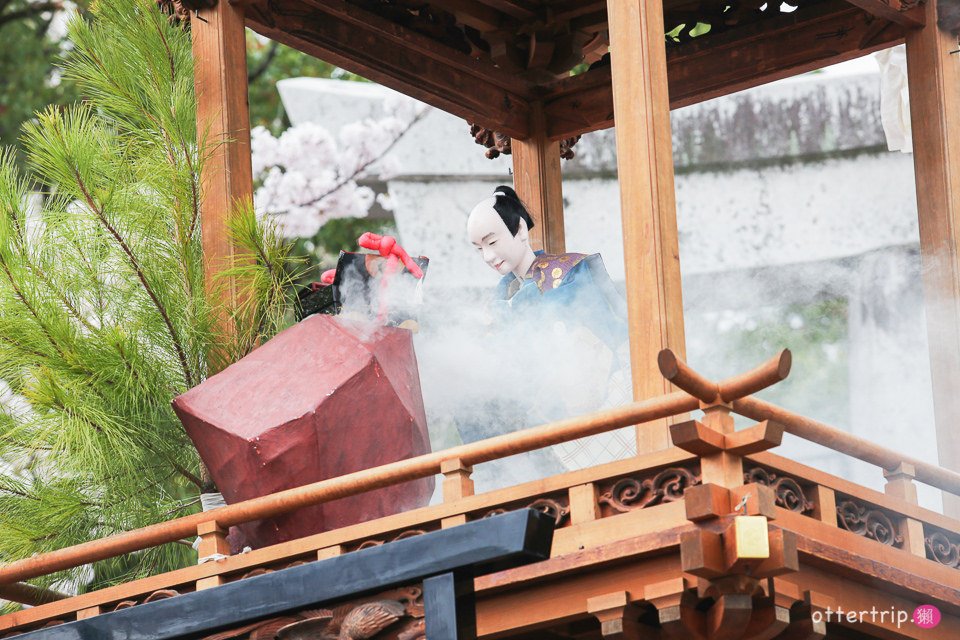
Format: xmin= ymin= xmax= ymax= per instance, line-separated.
xmin=734 ymin=495 xmax=750 ymax=512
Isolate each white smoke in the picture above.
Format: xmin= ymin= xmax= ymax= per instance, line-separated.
xmin=330 ymin=257 xmax=637 ymax=492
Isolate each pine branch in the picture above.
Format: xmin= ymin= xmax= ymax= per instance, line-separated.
xmin=67 ymin=40 xmax=164 ymax=132
xmin=0 ymin=482 xmax=33 ymax=500
xmin=0 ymin=257 xmax=65 ymax=358
xmin=67 ymin=162 xmax=195 ymax=388
xmin=163 ymin=497 xmax=200 ymax=520
xmin=133 ymin=18 xmax=202 ymax=288
xmin=22 ymin=257 xmax=97 ymax=333
xmin=0 ymin=189 xmax=86 ymax=329
xmin=170 ymin=461 xmax=203 ymax=489
xmin=183 ymin=143 xmax=201 ymax=240
xmin=148 ymin=13 xmax=176 ymax=85
xmin=0 ymin=324 xmax=48 ymax=360
xmin=62 ymin=232 xmax=108 ymax=328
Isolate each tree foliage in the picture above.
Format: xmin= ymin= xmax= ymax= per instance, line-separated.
xmin=0 ymin=0 xmax=296 ymax=597
xmin=0 ymin=1 xmax=90 ymax=166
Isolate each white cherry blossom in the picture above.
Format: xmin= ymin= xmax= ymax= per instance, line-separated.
xmin=251 ymin=98 xmax=428 ymax=238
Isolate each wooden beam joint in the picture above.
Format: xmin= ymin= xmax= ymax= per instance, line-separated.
xmin=587 ymin=591 xmax=645 ymax=640
xmin=671 ymin=420 xmax=783 ymax=455
xmin=681 ymin=518 xmax=798 ymax=580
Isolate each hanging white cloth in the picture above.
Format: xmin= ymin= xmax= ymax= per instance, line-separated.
xmin=874 ymin=45 xmax=913 ymax=153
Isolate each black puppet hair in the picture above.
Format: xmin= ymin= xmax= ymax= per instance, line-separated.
xmin=491 ymin=185 xmax=535 ymax=236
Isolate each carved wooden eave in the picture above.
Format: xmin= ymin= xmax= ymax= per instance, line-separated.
xmin=228 ymin=0 xmax=919 ymax=144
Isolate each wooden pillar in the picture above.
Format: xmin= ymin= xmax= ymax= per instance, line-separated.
xmin=440 ymin=458 xmax=474 ymax=528
xmin=606 ymin=0 xmax=686 ymax=452
xmin=904 ymin=3 xmax=960 ymax=518
xmin=511 ymin=102 xmax=566 ymax=254
xmin=192 ymin=0 xmax=254 ymax=369
xmin=883 ymin=463 xmax=927 ymax=557
xmin=194 ymin=521 xmax=230 ymax=590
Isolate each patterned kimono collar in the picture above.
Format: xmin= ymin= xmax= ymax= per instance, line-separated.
xmin=525 ymin=252 xmax=588 ymax=292
xmin=497 ymin=250 xmax=590 ymax=298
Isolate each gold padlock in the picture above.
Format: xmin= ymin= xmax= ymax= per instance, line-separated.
xmin=731 ymin=515 xmax=770 ymax=560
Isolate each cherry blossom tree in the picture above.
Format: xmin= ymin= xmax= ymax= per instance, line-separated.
xmin=251 ymin=97 xmax=428 ymax=239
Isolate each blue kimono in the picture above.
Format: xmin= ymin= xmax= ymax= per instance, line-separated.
xmin=495 ymin=251 xmax=629 ymax=354
xmin=451 ymin=251 xmax=632 ymax=488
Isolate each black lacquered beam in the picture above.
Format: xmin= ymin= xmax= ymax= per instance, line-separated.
xmin=16 ymin=509 xmax=554 ymax=640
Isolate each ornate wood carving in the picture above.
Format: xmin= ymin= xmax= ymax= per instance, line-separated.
xmin=234 ymin=559 xmax=309 ymax=582
xmin=467 ymin=122 xmax=581 ymax=160
xmin=354 ymin=529 xmax=430 ymax=552
xmin=598 ymin=467 xmax=701 ymax=514
xmin=836 ymin=499 xmax=904 ymax=547
xmin=662 ymin=0 xmax=833 ymax=45
xmin=557 ymin=135 xmax=581 ymax=160
xmin=925 ymin=528 xmax=960 ymax=568
xmin=743 ymin=467 xmax=815 ymax=515
xmin=201 ymin=586 xmax=424 ymax=640
xmin=100 ymin=588 xmax=183 ymax=614
xmin=469 ymin=122 xmax=512 ymax=159
xmin=245 ymin=0 xmax=532 ymax=138
xmin=482 ymin=497 xmax=571 ymax=527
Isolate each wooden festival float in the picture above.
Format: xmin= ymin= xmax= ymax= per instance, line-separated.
xmin=2 ymin=0 xmax=960 ymax=638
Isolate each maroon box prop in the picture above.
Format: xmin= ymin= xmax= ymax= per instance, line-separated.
xmin=173 ymin=314 xmax=434 ymax=549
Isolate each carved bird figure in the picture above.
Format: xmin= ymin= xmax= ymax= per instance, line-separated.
xmin=274 ymin=600 xmax=407 ymax=640
xmin=205 ymin=609 xmax=332 ymax=640
xmin=326 ymin=600 xmax=407 ymax=640
xmin=275 ymin=614 xmax=335 ymax=640
xmin=394 ymin=619 xmax=425 ymax=640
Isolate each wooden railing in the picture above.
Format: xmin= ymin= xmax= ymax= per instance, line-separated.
xmin=734 ymin=396 xmax=960 ymax=494
xmin=658 ymin=350 xmax=960 ymax=495
xmin=1 ymin=349 xmax=959 ymax=614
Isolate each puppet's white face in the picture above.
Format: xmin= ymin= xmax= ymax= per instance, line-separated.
xmin=467 ymin=198 xmax=533 ymax=277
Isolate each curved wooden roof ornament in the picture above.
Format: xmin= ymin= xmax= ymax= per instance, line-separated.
xmin=469 ymin=122 xmax=512 ymax=159
xmin=468 ymin=122 xmax=581 ymax=160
